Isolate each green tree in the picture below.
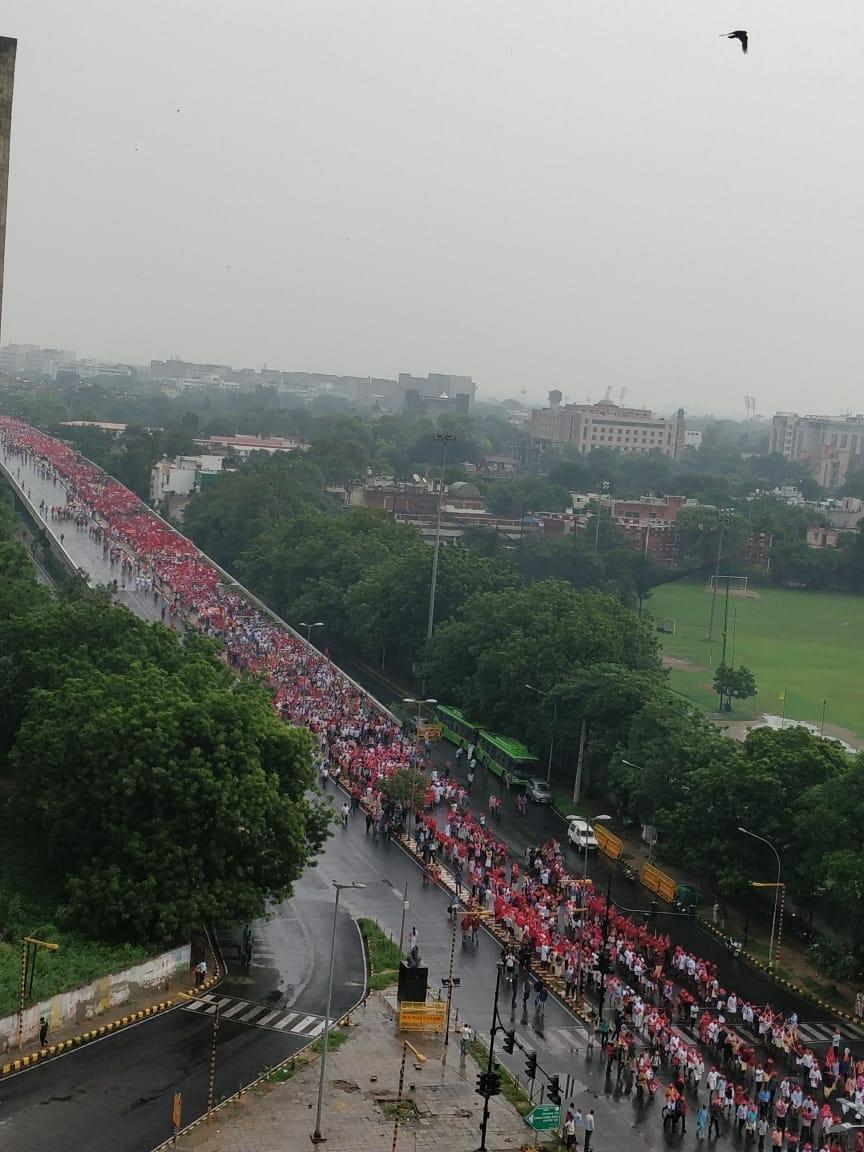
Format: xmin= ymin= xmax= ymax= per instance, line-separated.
xmin=381 ymin=767 xmax=427 ymax=814
xmin=712 ymin=663 xmax=757 ymax=712
xmin=7 ymin=666 xmax=328 ymax=943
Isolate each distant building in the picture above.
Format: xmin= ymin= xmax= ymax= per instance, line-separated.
xmin=807 ymin=526 xmax=841 ymax=549
xmin=400 ymin=372 xmax=475 ymax=416
xmin=771 ymin=412 xmax=864 ymax=489
xmin=684 ymin=429 xmax=703 ymax=450
xmin=531 ymin=393 xmax=686 ymax=460
xmin=193 ymin=434 xmax=307 ymax=459
xmin=60 ymin=420 xmax=127 ymax=438
xmin=150 ymin=357 xmax=232 ymax=383
xmin=150 ymin=454 xmax=226 ymax=515
xmin=0 ymin=344 xmax=78 ymax=377
xmin=404 ymin=389 xmax=470 ymax=417
xmin=826 ymin=496 xmax=864 ymax=531
xmin=0 ymin=37 xmax=15 ymax=342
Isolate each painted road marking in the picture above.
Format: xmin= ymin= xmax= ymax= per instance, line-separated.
xmin=180 ymin=996 xmax=326 ymax=1035
xmin=255 ymin=1010 xmax=283 ymax=1027
xmin=239 ymin=1005 xmax=269 ymax=1023
xmin=218 ymin=1000 xmax=249 ymax=1019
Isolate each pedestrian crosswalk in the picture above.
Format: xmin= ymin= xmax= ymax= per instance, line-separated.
xmin=514 ymin=1024 xmax=589 ymax=1054
xmin=797 ymin=1020 xmax=864 ymax=1044
xmin=181 ymin=993 xmax=327 ymax=1038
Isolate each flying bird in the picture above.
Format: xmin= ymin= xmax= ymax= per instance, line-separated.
xmin=721 ymin=30 xmax=748 ymax=54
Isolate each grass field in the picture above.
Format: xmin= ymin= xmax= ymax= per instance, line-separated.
xmin=648 ymin=582 xmax=864 ymax=743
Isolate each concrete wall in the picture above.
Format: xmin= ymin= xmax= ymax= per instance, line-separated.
xmin=0 ymin=944 xmax=190 ymax=1053
xmin=0 ymin=37 xmax=16 ymax=341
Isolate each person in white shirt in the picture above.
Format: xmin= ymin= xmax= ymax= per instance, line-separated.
xmin=583 ymin=1109 xmax=595 ymax=1152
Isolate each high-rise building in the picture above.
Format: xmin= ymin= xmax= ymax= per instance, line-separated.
xmin=771 ymin=412 xmax=864 ymax=489
xmin=530 ymin=395 xmax=686 ymax=460
xmin=0 ymin=37 xmax=17 ymax=341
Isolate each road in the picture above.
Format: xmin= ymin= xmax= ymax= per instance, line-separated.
xmin=0 ymin=873 xmax=364 ymax=1152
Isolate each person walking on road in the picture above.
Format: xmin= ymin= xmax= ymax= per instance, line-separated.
xmin=696 ymin=1102 xmax=709 ymax=1141
xmin=194 ymin=959 xmax=207 ymax=987
xmin=583 ymin=1109 xmax=595 ymax=1152
xmin=39 ymin=1016 xmax=48 ymax=1046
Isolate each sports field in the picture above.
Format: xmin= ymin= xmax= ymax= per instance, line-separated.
xmin=648 ymin=582 xmax=864 ymax=743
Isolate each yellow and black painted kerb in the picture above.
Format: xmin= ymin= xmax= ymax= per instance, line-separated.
xmin=0 ymin=932 xmax=223 ymax=1080
xmin=697 ymin=917 xmax=859 ymax=1024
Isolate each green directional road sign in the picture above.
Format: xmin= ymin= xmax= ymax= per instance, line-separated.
xmin=526 ymin=1105 xmax=561 ymax=1131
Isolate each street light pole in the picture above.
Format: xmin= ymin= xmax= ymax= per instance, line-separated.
xmin=525 ymin=683 xmax=555 ymax=784
xmin=403 ymin=697 xmax=436 ymax=831
xmin=706 ymin=509 xmax=733 ymax=642
xmin=299 ymin=620 xmax=324 ymax=646
xmin=574 ymin=815 xmax=611 ymax=1002
xmin=597 ymin=872 xmax=613 ymax=1026
xmin=738 ymin=826 xmax=782 ymax=969
xmin=312 ymin=880 xmax=366 ymax=1143
xmin=424 ymin=432 xmax=455 ymax=657
xmin=593 ymin=482 xmax=610 ymax=552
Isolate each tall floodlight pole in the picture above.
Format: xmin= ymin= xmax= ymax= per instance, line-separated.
xmin=706 ymin=508 xmax=734 ymax=641
xmin=424 ymin=433 xmax=455 ymax=657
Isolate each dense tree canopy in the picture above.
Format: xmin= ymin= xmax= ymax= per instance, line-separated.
xmin=0 ymin=494 xmax=328 ymax=945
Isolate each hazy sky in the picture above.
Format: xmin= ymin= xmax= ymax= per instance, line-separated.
xmin=2 ymin=2 xmax=864 ymax=415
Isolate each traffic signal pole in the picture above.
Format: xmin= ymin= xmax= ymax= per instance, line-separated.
xmin=478 ymin=964 xmax=502 ymax=1152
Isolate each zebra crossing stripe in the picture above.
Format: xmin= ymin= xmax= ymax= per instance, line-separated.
xmin=200 ymin=996 xmax=231 ymax=1015
xmin=291 ymin=1015 xmax=318 ymax=1035
xmin=220 ymin=1001 xmax=249 ymax=1019
xmin=255 ymin=1010 xmax=283 ymax=1027
xmin=238 ymin=1004 xmax=269 ymax=1023
xmin=307 ymin=1020 xmax=326 ymax=1037
xmin=273 ymin=1013 xmax=298 ymax=1030
xmin=798 ymin=1023 xmax=836 ymax=1042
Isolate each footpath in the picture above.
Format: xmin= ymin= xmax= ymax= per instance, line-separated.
xmin=180 ymin=992 xmax=548 ymax=1152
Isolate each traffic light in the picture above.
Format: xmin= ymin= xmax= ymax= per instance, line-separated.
xmin=476 ymin=1071 xmax=502 ymax=1098
xmin=547 ymin=1074 xmax=562 ymax=1106
xmin=502 ymin=1029 xmax=516 ymax=1055
xmin=524 ymin=1051 xmax=537 ymax=1081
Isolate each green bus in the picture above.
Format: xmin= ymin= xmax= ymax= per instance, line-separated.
xmin=476 ymin=730 xmax=538 ymax=785
xmin=436 ymin=704 xmax=479 ymax=750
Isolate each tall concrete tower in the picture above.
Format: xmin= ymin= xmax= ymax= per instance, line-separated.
xmin=0 ymin=37 xmax=17 ymax=341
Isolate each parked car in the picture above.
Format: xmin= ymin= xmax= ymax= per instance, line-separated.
xmin=525 ymin=778 xmax=552 ymax=804
xmin=567 ymin=817 xmax=598 ymax=852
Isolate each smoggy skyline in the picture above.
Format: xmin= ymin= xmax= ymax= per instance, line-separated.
xmin=2 ymin=1 xmax=863 ymax=415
